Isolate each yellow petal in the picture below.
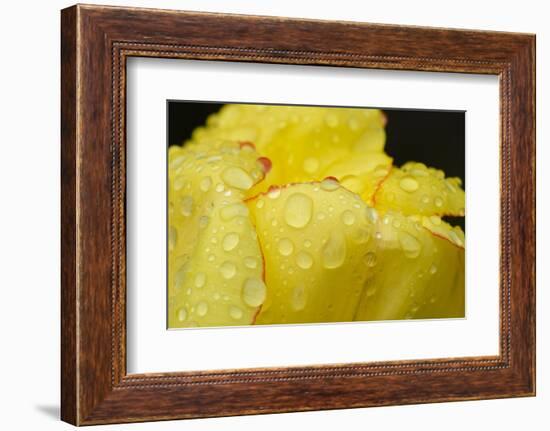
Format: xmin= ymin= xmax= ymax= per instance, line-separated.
xmin=373 ymin=162 xmax=465 ymax=216
xmin=354 ymin=211 xmax=465 ymax=321
xmin=168 ymin=140 xmax=269 ymax=328
xmin=246 ymin=180 xmax=377 ymax=324
xmin=189 ymin=104 xmax=387 ymax=192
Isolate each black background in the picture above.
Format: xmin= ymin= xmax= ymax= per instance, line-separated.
xmin=168 ymin=101 xmax=465 ymax=228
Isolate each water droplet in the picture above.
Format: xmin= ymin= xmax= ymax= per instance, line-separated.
xmin=242 ymin=278 xmax=267 ymax=307
xmin=220 ymin=202 xmax=249 ymax=221
xmin=429 ymin=264 xmax=438 ymax=274
xmin=284 ymin=193 xmax=313 ymax=228
xmin=303 ymin=157 xmax=319 ymax=174
xmin=341 ymin=210 xmax=356 ymax=226
xmin=169 ymin=226 xmax=178 ymax=250
xmin=177 ymin=307 xmax=188 ymax=322
xmin=364 ymin=252 xmax=377 ymax=267
xmin=278 ymin=238 xmax=294 ymax=256
xmin=194 ymin=272 xmax=206 ymax=288
xmin=229 ymin=305 xmax=243 ymax=320
xmin=317 ymin=212 xmax=327 ymax=221
xmin=320 ymin=178 xmax=339 ymax=191
xmin=200 ymin=176 xmax=212 ymax=192
xmin=220 ymin=261 xmax=237 ymax=279
xmin=267 ymin=187 xmax=281 ymax=199
xmin=383 ymin=215 xmax=391 ymax=225
xmin=353 ymin=227 xmax=371 ymax=244
xmin=222 ymin=233 xmax=240 ymax=251
xmin=215 ymin=183 xmax=225 ymax=193
xmin=392 ymin=218 xmax=402 ymax=229
xmin=398 ymin=232 xmax=422 ymax=258
xmin=375 ymin=231 xmax=383 ymax=240
xmin=399 ymin=176 xmax=419 ymax=192
xmin=303 ymin=239 xmax=312 ymax=248
xmin=244 ymin=256 xmax=258 ymax=269
xmin=256 ymin=199 xmax=264 ymax=209
xmin=434 ymin=196 xmax=444 ymax=207
xmin=296 ymin=251 xmax=313 ymax=269
xmin=421 ymin=194 xmax=430 ymax=204
xmin=196 ymin=301 xmax=208 ymax=317
xmin=291 ymin=284 xmax=307 ymax=311
xmin=221 ymin=166 xmax=254 ymax=190
xmin=365 ymin=207 xmax=378 ymax=223
xmin=207 ymin=254 xmax=215 ymax=262
xmin=322 ymin=231 xmax=347 ymax=269
xmin=180 ymin=196 xmax=194 ymax=216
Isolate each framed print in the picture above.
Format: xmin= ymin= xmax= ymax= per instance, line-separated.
xmin=61 ymin=4 xmax=536 ymax=425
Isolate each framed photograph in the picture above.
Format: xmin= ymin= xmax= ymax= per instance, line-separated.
xmin=61 ymin=4 xmax=535 ymax=425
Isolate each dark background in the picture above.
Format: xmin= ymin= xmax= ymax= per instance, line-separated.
xmin=168 ymin=101 xmax=465 ymax=228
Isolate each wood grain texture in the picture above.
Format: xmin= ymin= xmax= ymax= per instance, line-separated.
xmin=60 ymin=4 xmax=536 ymax=425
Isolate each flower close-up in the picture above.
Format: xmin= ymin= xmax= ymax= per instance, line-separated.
xmin=168 ymin=104 xmax=465 ymax=328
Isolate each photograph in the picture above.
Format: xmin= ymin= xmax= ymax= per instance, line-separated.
xmin=167 ymin=102 xmax=466 ymax=328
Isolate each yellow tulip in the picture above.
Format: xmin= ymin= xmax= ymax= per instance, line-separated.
xmin=168 ymin=104 xmax=465 ymax=328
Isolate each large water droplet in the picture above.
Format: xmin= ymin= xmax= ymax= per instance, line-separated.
xmin=429 ymin=264 xmax=438 ymax=274
xmin=320 ymin=178 xmax=339 ymax=191
xmin=341 ymin=210 xmax=356 ymax=226
xmin=242 ymin=278 xmax=267 ymax=307
xmin=221 ymin=166 xmax=254 ymax=190
xmin=194 ymin=272 xmax=206 ymax=288
xmin=222 ymin=233 xmax=240 ymax=251
xmin=200 ymin=176 xmax=212 ymax=192
xmin=322 ymin=231 xmax=347 ymax=269
xmin=278 ymin=238 xmax=294 ymax=256
xmin=229 ymin=305 xmax=243 ymax=320
xmin=399 ymin=176 xmax=419 ymax=192
xmin=220 ymin=202 xmax=249 ymax=221
xmin=398 ymin=231 xmax=422 ymax=258
xmin=284 ymin=193 xmax=313 ymax=228
xmin=196 ymin=301 xmax=208 ymax=317
xmin=291 ymin=284 xmax=307 ymax=311
xmin=296 ymin=251 xmax=313 ymax=269
xmin=220 ymin=261 xmax=237 ymax=279
xmin=180 ymin=196 xmax=194 ymax=216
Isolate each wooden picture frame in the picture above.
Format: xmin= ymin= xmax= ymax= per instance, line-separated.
xmin=61 ymin=4 xmax=535 ymax=425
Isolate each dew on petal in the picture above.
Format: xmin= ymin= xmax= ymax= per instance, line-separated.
xmin=296 ymin=251 xmax=313 ymax=269
xmin=200 ymin=176 xmax=212 ymax=192
xmin=220 ymin=261 xmax=237 ymax=279
xmin=177 ymin=307 xmax=188 ymax=322
xmin=398 ymin=231 xmax=422 ymax=258
xmin=196 ymin=301 xmax=208 ymax=317
xmin=320 ymin=178 xmax=339 ymax=191
xmin=278 ymin=238 xmax=294 ymax=256
xmin=244 ymin=256 xmax=258 ymax=269
xmin=399 ymin=176 xmax=420 ymax=192
xmin=194 ymin=272 xmax=206 ymax=288
xmin=434 ymin=196 xmax=444 ymax=207
xmin=222 ymin=166 xmax=254 ymax=190
xmin=180 ymin=196 xmax=194 ymax=216
xmin=222 ymin=233 xmax=240 ymax=251
xmin=341 ymin=210 xmax=356 ymax=226
xmin=242 ymin=278 xmax=267 ymax=307
xmin=229 ymin=305 xmax=243 ymax=320
xmin=364 ymin=251 xmax=377 ymax=267
xmin=284 ymin=193 xmax=313 ymax=228
xmin=291 ymin=284 xmax=307 ymax=311
xmin=322 ymin=231 xmax=347 ymax=269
